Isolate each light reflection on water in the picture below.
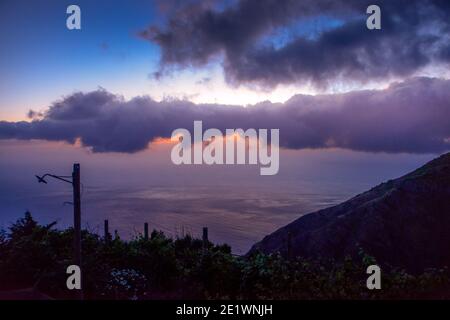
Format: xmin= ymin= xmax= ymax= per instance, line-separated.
xmin=77 ymin=184 xmax=357 ymax=255
xmin=0 ymin=183 xmax=363 ymax=254
xmin=0 ymin=140 xmax=435 ymax=254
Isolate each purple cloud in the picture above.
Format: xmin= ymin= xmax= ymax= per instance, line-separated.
xmin=141 ymin=0 xmax=450 ymax=88
xmin=0 ymin=77 xmax=449 ymax=154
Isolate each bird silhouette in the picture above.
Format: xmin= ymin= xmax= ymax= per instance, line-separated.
xmin=35 ymin=175 xmax=47 ymax=184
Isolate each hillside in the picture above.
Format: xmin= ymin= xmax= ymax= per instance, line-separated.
xmin=249 ymin=153 xmax=450 ymax=273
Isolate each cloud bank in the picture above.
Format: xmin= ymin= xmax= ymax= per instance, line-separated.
xmin=0 ymin=77 xmax=449 ymax=154
xmin=141 ymin=0 xmax=450 ymax=88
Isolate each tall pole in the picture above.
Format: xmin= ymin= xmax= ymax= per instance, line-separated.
xmin=72 ymin=163 xmax=83 ymax=299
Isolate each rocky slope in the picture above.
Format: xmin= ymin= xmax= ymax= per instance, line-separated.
xmin=249 ymin=153 xmax=450 ymax=273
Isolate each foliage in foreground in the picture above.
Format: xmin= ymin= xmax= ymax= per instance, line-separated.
xmin=0 ymin=212 xmax=449 ymax=299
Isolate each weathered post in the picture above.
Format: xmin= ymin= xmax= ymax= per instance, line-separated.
xmin=104 ymin=219 xmax=110 ymax=242
xmin=144 ymin=222 xmax=149 ymax=240
xmin=72 ymin=163 xmax=83 ymax=299
xmin=202 ymin=227 xmax=208 ymax=249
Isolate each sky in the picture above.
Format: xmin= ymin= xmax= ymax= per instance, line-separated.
xmin=0 ymin=0 xmax=449 ymax=251
xmin=0 ymin=0 xmax=329 ymax=121
xmin=3 ymin=0 xmax=449 ymax=121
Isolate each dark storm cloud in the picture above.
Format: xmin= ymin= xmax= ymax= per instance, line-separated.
xmin=0 ymin=77 xmax=449 ymax=154
xmin=141 ymin=0 xmax=450 ymax=87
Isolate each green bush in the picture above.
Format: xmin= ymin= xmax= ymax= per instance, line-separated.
xmin=0 ymin=212 xmax=449 ymax=299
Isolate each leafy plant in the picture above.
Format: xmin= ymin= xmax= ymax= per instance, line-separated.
xmin=0 ymin=212 xmax=449 ymax=300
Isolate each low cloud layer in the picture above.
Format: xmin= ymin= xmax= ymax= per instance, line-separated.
xmin=141 ymin=0 xmax=450 ymax=87
xmin=0 ymin=77 xmax=449 ymax=154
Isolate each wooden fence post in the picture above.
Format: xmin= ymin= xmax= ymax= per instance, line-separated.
xmin=104 ymin=219 xmax=110 ymax=242
xmin=144 ymin=222 xmax=149 ymax=240
xmin=202 ymin=227 xmax=208 ymax=249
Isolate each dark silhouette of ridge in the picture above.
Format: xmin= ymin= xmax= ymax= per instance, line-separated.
xmin=248 ymin=152 xmax=450 ymax=273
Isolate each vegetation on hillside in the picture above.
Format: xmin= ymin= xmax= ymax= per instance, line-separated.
xmin=0 ymin=212 xmax=449 ymax=299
